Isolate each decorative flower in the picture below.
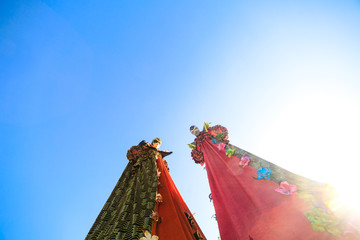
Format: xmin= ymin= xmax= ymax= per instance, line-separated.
xmin=156 ymin=193 xmax=163 ymax=203
xmin=226 ymin=148 xmax=235 ymax=158
xmin=305 ymin=208 xmax=342 ymax=236
xmin=215 ymin=132 xmax=226 ymax=141
xmin=157 ymin=170 xmax=161 ymax=178
xmin=275 ymin=181 xmax=297 ymax=195
xmin=139 ymin=230 xmax=159 ymax=240
xmin=212 ymin=139 xmax=217 ymax=143
xmin=239 ymin=155 xmax=250 ymax=167
xmin=150 ymin=211 xmax=159 ymax=222
xmin=255 ymin=167 xmax=272 ymax=180
xmin=217 ymin=143 xmax=226 ymax=151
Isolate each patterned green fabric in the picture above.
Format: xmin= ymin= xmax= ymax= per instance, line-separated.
xmin=86 ymin=144 xmax=159 ymax=240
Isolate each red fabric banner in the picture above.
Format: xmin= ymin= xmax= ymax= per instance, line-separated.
xmin=152 ymin=156 xmax=205 ymax=240
xmin=201 ymin=138 xmax=351 ymax=240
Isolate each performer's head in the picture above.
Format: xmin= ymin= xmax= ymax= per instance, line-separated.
xmin=152 ymin=138 xmax=161 ymax=149
xmin=190 ymin=125 xmax=200 ymax=136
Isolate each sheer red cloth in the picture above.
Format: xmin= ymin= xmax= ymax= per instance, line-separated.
xmin=200 ymin=138 xmax=355 ymax=240
xmin=152 ymin=156 xmax=205 ymax=240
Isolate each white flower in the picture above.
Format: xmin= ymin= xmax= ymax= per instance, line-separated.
xmin=139 ymin=230 xmax=159 ymax=240
xmin=156 ymin=193 xmax=163 ymax=203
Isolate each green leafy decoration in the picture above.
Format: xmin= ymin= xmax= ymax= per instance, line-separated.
xmin=305 ymin=208 xmax=342 ymax=236
xmin=226 ymin=148 xmax=235 ymax=158
xmin=188 ymin=144 xmax=195 ymax=149
xmin=215 ymin=133 xmax=225 ymax=141
xmin=204 ymin=122 xmax=210 ymax=132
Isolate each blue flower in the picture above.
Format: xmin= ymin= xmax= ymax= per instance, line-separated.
xmin=212 ymin=139 xmax=217 ymax=143
xmin=256 ymin=167 xmax=272 ymax=180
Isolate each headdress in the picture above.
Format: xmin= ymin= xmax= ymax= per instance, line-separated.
xmin=152 ymin=138 xmax=161 ymax=145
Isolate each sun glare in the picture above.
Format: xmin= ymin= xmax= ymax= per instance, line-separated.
xmin=259 ymin=87 xmax=360 ymax=219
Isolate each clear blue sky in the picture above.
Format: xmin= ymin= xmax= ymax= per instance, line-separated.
xmin=1 ymin=1 xmax=360 ymax=239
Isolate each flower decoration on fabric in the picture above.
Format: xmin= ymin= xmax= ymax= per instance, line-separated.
xmin=275 ymin=181 xmax=297 ymax=195
xmin=239 ymin=155 xmax=250 ymax=167
xmin=226 ymin=148 xmax=235 ymax=158
xmin=215 ymin=132 xmax=226 ymax=142
xmin=255 ymin=167 xmax=272 ymax=180
xmin=191 ymin=148 xmax=205 ymax=166
xmin=139 ymin=230 xmax=159 ymax=240
xmin=157 ymin=170 xmax=161 ymax=185
xmin=210 ymin=125 xmax=229 ymax=144
xmin=212 ymin=139 xmax=217 ymax=143
xmin=305 ymin=208 xmax=342 ymax=236
xmin=156 ymin=193 xmax=163 ymax=203
xmin=150 ymin=211 xmax=159 ymax=222
xmin=188 ymin=144 xmax=195 ymax=149
xmin=217 ymin=143 xmax=226 ymax=151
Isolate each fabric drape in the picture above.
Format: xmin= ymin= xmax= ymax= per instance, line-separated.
xmin=86 ymin=141 xmax=205 ymax=240
xmin=191 ymin=125 xmax=359 ymax=240
xmin=153 ymin=155 xmax=205 ymax=240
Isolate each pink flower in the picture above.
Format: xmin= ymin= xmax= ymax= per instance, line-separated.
xmin=217 ymin=143 xmax=226 ymax=151
xmin=275 ymin=181 xmax=297 ymax=195
xmin=239 ymin=155 xmax=250 ymax=167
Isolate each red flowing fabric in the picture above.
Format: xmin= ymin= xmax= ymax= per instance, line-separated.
xmin=201 ymin=139 xmax=349 ymax=240
xmin=152 ymin=156 xmax=205 ymax=240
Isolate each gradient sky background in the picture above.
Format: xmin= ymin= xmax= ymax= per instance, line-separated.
xmin=1 ymin=1 xmax=360 ymax=240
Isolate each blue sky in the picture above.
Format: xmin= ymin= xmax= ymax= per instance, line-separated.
xmin=1 ymin=1 xmax=360 ymax=239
